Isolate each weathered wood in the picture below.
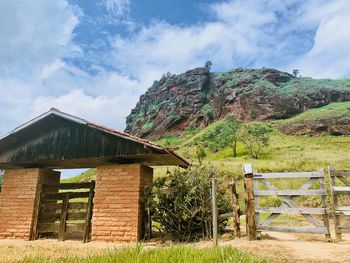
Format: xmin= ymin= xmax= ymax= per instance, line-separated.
xmin=68 ymin=202 xmax=88 ymax=210
xmin=254 ymin=172 xmax=323 ymax=179
xmin=251 ymin=167 xmax=330 ymax=239
xmin=259 ymin=178 xmax=323 ymax=227
xmin=31 ymin=184 xmax=43 ymax=240
xmin=44 ymin=191 xmax=90 ymax=200
xmin=66 ymin=223 xmax=85 ymax=232
xmin=244 ymin=172 xmax=256 ymax=241
xmin=320 ymin=171 xmax=331 ymax=241
xmin=329 ymin=170 xmax=350 ymax=177
xmin=258 ymin=226 xmax=329 ymax=234
xmin=212 ymin=178 xmax=218 ymax=246
xmin=67 ymin=212 xmax=87 ymax=221
xmin=58 ymin=194 xmax=69 ymax=241
xmin=38 ymin=223 xmax=60 ymax=233
xmin=83 ymin=181 xmax=95 ymax=243
xmin=332 ymin=187 xmax=350 ymax=194
xmin=256 ymin=207 xmax=327 ymax=215
xmin=43 ymin=182 xmax=93 ymax=190
xmin=230 ymin=180 xmax=241 ymax=238
xmin=36 ymin=181 xmax=94 ymax=242
xmin=328 ymin=166 xmax=350 ymax=240
xmin=255 ymin=190 xmax=326 ymax=196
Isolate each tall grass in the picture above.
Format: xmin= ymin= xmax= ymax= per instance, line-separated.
xmin=16 ymin=245 xmax=269 ymax=263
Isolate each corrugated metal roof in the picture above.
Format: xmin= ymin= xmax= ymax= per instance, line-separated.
xmin=0 ymin=108 xmax=190 ymax=167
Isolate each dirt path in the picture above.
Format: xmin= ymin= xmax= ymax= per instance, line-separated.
xmin=212 ymin=232 xmax=350 ymax=263
xmin=0 ymin=232 xmax=349 ymax=262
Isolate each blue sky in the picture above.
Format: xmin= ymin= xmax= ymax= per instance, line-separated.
xmin=1 ymin=0 xmax=350 ymax=177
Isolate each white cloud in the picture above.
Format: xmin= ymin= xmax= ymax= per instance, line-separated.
xmin=1 ymin=0 xmax=350 ymax=139
xmin=290 ymin=1 xmax=350 ymax=78
xmin=30 ymin=71 xmax=141 ymax=130
xmin=0 ymin=0 xmax=80 ymax=79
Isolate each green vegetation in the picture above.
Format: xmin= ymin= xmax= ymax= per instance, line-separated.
xmin=144 ymin=166 xmax=231 ymax=241
xmin=238 ymin=123 xmax=273 ymax=159
xmin=196 ymin=146 xmax=207 ymax=165
xmin=61 ymin=169 xmax=96 ymax=183
xmin=142 ymin=121 xmax=154 ymax=130
xmin=14 ymin=245 xmax=269 ymax=263
xmin=277 ymin=101 xmax=350 ymax=125
xmin=202 ymin=103 xmax=213 ymax=119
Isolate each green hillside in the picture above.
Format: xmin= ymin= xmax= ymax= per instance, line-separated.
xmin=65 ymin=102 xmax=350 ymax=182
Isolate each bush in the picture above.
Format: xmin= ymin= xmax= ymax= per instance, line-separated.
xmin=144 ymin=165 xmax=231 ymax=241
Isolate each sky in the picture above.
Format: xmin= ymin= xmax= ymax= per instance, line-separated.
xmin=1 ymin=0 xmax=350 ymax=177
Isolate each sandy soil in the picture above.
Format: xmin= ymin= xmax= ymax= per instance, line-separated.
xmin=0 ymin=232 xmax=349 ymax=262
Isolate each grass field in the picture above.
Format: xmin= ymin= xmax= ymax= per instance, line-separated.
xmin=9 ymin=245 xmax=269 ymax=263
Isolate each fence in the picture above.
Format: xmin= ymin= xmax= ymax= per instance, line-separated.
xmin=243 ymin=165 xmax=331 ymax=240
xmin=329 ymin=167 xmax=350 ymax=240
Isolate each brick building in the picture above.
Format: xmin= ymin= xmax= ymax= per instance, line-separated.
xmin=0 ymin=109 xmax=188 ymax=242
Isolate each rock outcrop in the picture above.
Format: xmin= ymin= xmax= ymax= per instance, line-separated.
xmin=125 ymin=67 xmax=350 ymax=138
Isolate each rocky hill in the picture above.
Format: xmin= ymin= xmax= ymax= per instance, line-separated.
xmin=125 ymin=67 xmax=350 ymax=139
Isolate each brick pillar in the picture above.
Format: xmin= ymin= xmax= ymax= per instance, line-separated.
xmin=0 ymin=168 xmax=60 ymax=240
xmin=92 ymin=164 xmax=153 ymax=242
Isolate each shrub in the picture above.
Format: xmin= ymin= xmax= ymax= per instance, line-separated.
xmin=196 ymin=146 xmax=207 ymax=165
xmin=142 ymin=121 xmax=154 ymax=130
xmin=144 ymin=165 xmax=231 ymax=241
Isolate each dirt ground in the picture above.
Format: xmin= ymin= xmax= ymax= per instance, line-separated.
xmin=0 ymin=232 xmax=349 ymax=262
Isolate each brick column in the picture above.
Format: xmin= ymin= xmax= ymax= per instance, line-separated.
xmin=92 ymin=164 xmax=153 ymax=242
xmin=0 ymin=168 xmax=60 ymax=240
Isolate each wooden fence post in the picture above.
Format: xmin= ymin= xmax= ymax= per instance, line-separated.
xmin=243 ymin=164 xmax=257 ymax=241
xmin=212 ymin=177 xmax=218 ymax=246
xmin=230 ymin=180 xmax=240 ymax=238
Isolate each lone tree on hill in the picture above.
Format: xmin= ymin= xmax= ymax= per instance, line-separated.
xmin=215 ymin=115 xmax=241 ymax=157
xmin=205 ymin=60 xmax=213 ymax=71
xmin=239 ymin=123 xmax=273 ymax=159
xmin=293 ymin=69 xmax=300 ymax=77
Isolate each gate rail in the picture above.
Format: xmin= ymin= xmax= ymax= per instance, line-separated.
xmin=249 ymin=169 xmax=330 ymax=240
xmin=329 ymin=167 xmax=350 ymax=240
xmin=32 ymin=181 xmax=95 ymax=242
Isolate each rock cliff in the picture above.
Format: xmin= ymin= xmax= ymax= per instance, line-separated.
xmin=125 ymin=67 xmax=350 ymax=138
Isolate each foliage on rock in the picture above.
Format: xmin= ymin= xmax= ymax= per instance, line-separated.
xmin=143 ymin=165 xmax=231 ymax=241
xmin=125 ymin=67 xmax=350 ymax=139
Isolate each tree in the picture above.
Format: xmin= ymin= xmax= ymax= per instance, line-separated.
xmin=217 ymin=115 xmax=241 ymax=157
xmin=205 ymin=60 xmax=213 ymax=71
xmin=292 ymin=69 xmax=300 ymax=77
xmin=239 ymin=123 xmax=273 ymax=159
xmin=199 ymin=115 xmax=241 ymax=157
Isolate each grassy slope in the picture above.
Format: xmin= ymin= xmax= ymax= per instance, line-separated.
xmin=65 ymin=102 xmax=350 ymax=180
xmin=157 ymin=102 xmax=350 ymax=177
xmin=276 ymin=101 xmax=350 ymax=125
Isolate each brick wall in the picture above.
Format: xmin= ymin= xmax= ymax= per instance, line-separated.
xmin=0 ymin=169 xmax=60 ymax=240
xmin=92 ymin=164 xmax=153 ymax=242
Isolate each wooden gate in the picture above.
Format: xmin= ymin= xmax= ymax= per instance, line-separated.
xmin=329 ymin=167 xmax=350 ymax=240
xmin=32 ymin=181 xmax=95 ymax=242
xmin=252 ymin=170 xmax=330 ymax=239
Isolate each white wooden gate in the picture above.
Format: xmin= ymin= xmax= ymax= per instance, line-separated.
xmin=253 ymin=169 xmax=330 ymax=240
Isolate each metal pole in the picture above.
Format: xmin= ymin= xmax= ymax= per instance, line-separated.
xmin=212 ymin=177 xmax=218 ymax=246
